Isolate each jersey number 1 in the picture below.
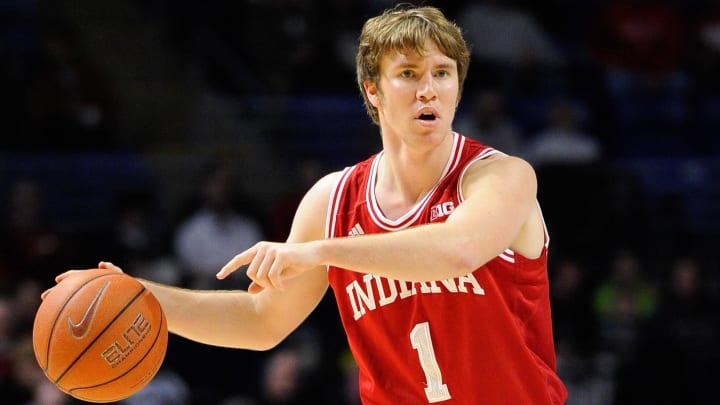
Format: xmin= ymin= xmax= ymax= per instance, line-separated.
xmin=410 ymin=322 xmax=452 ymax=402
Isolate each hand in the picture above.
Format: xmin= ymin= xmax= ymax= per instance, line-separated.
xmin=40 ymin=261 xmax=124 ymax=300
xmin=216 ymin=241 xmax=321 ymax=293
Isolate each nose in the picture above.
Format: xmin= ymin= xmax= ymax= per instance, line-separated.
xmin=417 ymin=72 xmax=437 ymax=101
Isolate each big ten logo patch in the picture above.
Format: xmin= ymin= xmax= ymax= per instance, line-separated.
xmin=101 ymin=313 xmax=151 ymax=368
xmin=430 ymin=201 xmax=455 ymax=222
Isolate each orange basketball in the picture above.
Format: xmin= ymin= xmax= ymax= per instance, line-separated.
xmin=32 ymin=268 xmax=168 ymax=403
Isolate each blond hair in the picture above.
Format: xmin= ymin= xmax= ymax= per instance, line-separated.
xmin=356 ymin=4 xmax=470 ymax=124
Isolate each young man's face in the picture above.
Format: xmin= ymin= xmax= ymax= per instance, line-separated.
xmin=366 ymin=42 xmax=460 ymax=144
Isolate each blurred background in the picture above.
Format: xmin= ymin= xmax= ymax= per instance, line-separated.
xmin=0 ymin=0 xmax=719 ymax=404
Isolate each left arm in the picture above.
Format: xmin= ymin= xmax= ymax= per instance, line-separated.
xmin=219 ymin=155 xmax=539 ymax=288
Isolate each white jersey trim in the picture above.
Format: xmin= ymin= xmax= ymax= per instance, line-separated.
xmin=366 ymin=133 xmax=465 ymax=231
xmin=455 ymin=147 xmax=504 ymax=202
xmin=326 ymin=166 xmax=356 ymax=240
xmin=325 ymin=166 xmax=356 ymax=272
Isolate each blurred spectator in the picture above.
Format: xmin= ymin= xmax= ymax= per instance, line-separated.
xmin=219 ymin=345 xmax=321 ymax=405
xmin=593 ymin=250 xmax=657 ymax=359
xmin=2 ymin=336 xmax=44 ymax=404
xmin=655 ymin=257 xmax=718 ymax=342
xmin=550 ymin=258 xmax=616 ymax=405
xmin=457 ymin=0 xmax=564 ymax=92
xmin=336 ymin=348 xmax=361 ymax=405
xmin=588 ymin=0 xmax=690 ymax=98
xmin=550 ymin=257 xmax=597 ymax=358
xmin=257 ymin=349 xmax=305 ymax=404
xmin=113 ymin=191 xmax=163 ymax=260
xmin=120 ymin=369 xmax=191 ymax=405
xmin=255 ymin=323 xmax=334 ymax=404
xmin=0 ymin=179 xmax=66 ymax=286
xmin=453 ymin=89 xmax=523 ymax=155
xmin=639 ymin=256 xmax=720 ymax=404
xmin=173 ymin=162 xmax=265 ymax=289
xmin=0 ymin=296 xmax=14 ymax=382
xmin=524 ymin=99 xmax=601 ymax=166
xmin=111 ymin=190 xmax=182 ymax=286
xmin=25 ymin=379 xmax=73 ymax=405
xmin=11 ymin=279 xmax=42 ymax=337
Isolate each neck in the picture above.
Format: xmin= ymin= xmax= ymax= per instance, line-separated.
xmin=375 ymin=132 xmax=455 ymax=214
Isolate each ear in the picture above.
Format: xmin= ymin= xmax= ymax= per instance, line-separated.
xmin=363 ymin=80 xmax=381 ymax=108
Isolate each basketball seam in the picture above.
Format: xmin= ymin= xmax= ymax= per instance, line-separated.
xmin=69 ymin=301 xmax=167 ymax=401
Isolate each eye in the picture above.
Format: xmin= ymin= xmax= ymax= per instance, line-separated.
xmin=435 ymin=70 xmax=450 ymax=78
xmin=401 ymin=70 xmax=415 ymax=78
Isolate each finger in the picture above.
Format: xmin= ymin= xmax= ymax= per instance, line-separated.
xmin=43 ymin=269 xmax=87 ymax=299
xmin=217 ymin=248 xmax=256 ymax=279
xmin=41 ymin=287 xmax=54 ymax=300
xmin=45 ymin=266 xmax=112 ymax=299
xmin=245 ymin=243 xmax=272 ymax=286
xmin=55 ymin=269 xmax=85 ymax=283
xmin=98 ymin=261 xmax=123 ymax=272
xmin=267 ymin=257 xmax=286 ymax=291
xmin=252 ymin=248 xmax=278 ymax=291
xmin=247 ymin=281 xmax=264 ymax=294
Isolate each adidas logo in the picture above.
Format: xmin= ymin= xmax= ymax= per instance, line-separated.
xmin=348 ymin=223 xmax=365 ymax=237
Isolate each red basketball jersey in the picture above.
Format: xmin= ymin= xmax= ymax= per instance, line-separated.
xmin=326 ymin=134 xmax=567 ymax=404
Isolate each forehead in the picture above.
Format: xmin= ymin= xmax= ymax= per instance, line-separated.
xmin=380 ymin=42 xmax=455 ymax=69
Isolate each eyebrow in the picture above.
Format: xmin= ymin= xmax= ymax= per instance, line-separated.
xmin=434 ymin=62 xmax=456 ymax=70
xmin=395 ymin=62 xmax=456 ymax=70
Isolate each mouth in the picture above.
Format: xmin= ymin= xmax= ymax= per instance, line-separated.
xmin=414 ymin=108 xmax=439 ymax=123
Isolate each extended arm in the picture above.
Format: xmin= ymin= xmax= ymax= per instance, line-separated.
xmin=47 ymin=172 xmax=340 ymax=350
xmin=220 ymin=155 xmax=543 ymax=289
xmin=143 ymin=173 xmax=340 ymax=349
xmin=315 ymin=156 xmax=541 ymax=278
xmin=139 ymin=264 xmax=328 ymax=350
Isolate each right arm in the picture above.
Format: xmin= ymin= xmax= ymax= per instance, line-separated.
xmin=47 ymin=172 xmax=341 ymax=351
xmin=140 ymin=264 xmax=328 ymax=350
xmin=144 ymin=172 xmax=341 ymax=350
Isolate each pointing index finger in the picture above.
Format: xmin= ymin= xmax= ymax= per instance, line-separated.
xmin=217 ymin=248 xmax=256 ymax=279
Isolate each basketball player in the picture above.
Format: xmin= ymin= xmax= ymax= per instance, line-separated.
xmin=48 ymin=5 xmax=567 ymax=403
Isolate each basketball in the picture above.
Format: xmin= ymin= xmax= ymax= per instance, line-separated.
xmin=32 ymin=268 xmax=168 ymax=403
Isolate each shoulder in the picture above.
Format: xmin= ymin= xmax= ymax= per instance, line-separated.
xmin=463 ymin=154 xmax=537 ymax=192
xmin=286 ymin=170 xmax=345 ymax=243
xmin=305 ymin=170 xmax=345 ymax=202
xmin=458 ymin=154 xmax=538 ymax=213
